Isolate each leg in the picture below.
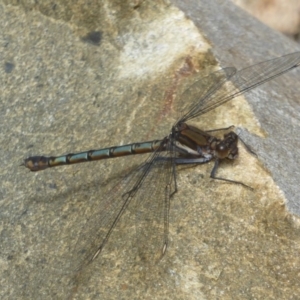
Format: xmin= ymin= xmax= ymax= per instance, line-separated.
xmin=170 ymin=157 xmax=178 ymax=198
xmin=210 ymin=159 xmax=253 ymax=190
xmin=156 ymin=156 xmax=253 ymax=189
xmin=205 ymin=125 xmax=235 ymax=133
xmin=173 ymin=157 xmax=212 ymax=165
xmin=237 ymin=134 xmax=257 ymax=157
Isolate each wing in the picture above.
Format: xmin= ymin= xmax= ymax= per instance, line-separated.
xmin=61 ymin=140 xmax=175 ymax=277
xmin=132 ymin=149 xmax=175 ymax=263
xmin=179 ymin=52 xmax=300 ymax=123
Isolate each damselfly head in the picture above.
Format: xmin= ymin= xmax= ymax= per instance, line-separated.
xmin=215 ymin=132 xmax=239 ymax=160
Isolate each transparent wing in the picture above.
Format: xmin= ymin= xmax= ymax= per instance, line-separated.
xmin=179 ymin=52 xmax=300 ymax=123
xmin=132 ymin=150 xmax=174 ymax=263
xmin=65 ymin=141 xmax=174 ymax=278
xmin=174 ymin=67 xmax=236 ymax=119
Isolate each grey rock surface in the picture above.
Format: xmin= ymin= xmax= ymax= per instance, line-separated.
xmin=0 ymin=1 xmax=299 ymax=299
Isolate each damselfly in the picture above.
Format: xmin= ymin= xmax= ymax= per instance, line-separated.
xmin=23 ymin=52 xmax=300 ymax=269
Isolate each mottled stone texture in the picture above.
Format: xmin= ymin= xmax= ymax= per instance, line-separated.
xmin=0 ymin=1 xmax=299 ymax=299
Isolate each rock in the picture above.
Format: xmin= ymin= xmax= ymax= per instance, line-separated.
xmin=1 ymin=1 xmax=300 ymax=299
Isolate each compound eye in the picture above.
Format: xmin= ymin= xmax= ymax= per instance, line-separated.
xmin=216 ymin=143 xmax=229 ymax=158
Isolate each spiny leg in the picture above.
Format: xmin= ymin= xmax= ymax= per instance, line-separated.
xmin=236 ymin=134 xmax=257 ymax=157
xmin=210 ymin=159 xmax=253 ymax=190
xmin=205 ymin=125 xmax=235 ymax=133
